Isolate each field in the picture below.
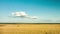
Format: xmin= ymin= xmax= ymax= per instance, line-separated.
xmin=0 ymin=24 xmax=60 ymax=34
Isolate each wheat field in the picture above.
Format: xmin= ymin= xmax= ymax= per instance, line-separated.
xmin=0 ymin=24 xmax=60 ymax=34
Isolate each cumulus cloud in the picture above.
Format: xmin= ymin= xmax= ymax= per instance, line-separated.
xmin=12 ymin=12 xmax=27 ymax=17
xmin=11 ymin=11 xmax=38 ymax=19
xmin=30 ymin=16 xmax=38 ymax=19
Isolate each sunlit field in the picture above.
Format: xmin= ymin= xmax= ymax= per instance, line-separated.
xmin=0 ymin=23 xmax=60 ymax=34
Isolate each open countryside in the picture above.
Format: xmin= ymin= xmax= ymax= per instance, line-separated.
xmin=0 ymin=24 xmax=60 ymax=34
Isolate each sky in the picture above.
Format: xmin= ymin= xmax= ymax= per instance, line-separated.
xmin=0 ymin=0 xmax=60 ymax=23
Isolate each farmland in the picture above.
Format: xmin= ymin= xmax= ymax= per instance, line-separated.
xmin=0 ymin=23 xmax=60 ymax=34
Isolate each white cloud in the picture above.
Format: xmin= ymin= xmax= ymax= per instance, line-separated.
xmin=11 ymin=11 xmax=38 ymax=19
xmin=30 ymin=16 xmax=38 ymax=19
xmin=12 ymin=12 xmax=27 ymax=17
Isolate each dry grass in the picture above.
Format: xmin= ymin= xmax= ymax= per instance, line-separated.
xmin=0 ymin=24 xmax=60 ymax=34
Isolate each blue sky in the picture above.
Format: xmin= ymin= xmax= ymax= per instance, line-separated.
xmin=0 ymin=0 xmax=60 ymax=23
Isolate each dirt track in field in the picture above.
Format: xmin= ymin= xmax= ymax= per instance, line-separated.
xmin=0 ymin=24 xmax=60 ymax=34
